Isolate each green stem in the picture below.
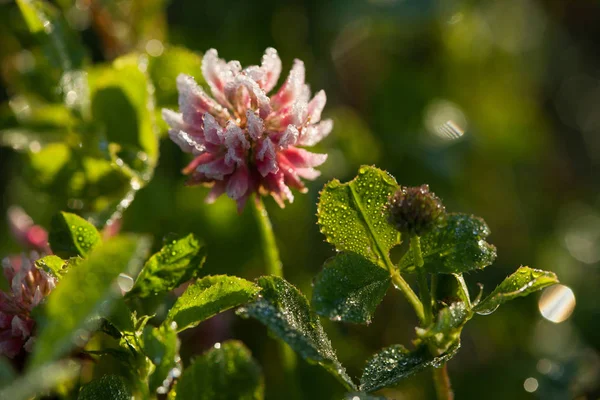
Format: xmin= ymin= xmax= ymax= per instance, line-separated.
xmin=410 ymin=234 xmax=433 ymax=325
xmin=250 ymin=196 xmax=300 ymax=399
xmin=433 ymin=364 xmax=454 ymax=400
xmin=390 ymin=269 xmax=425 ymax=324
xmin=251 ymin=197 xmax=282 ymax=277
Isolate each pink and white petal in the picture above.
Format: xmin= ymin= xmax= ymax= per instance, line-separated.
xmin=307 ymin=90 xmax=326 ymax=123
xmin=201 ymin=50 xmax=237 ymax=106
xmin=177 ymin=74 xmax=228 ymax=125
xmin=263 ymin=171 xmax=294 ymax=206
xmin=226 ymin=164 xmax=250 ymax=200
xmin=243 ymin=65 xmax=264 ymax=83
xmin=255 ymin=137 xmax=278 ymax=177
xmin=203 ymin=113 xmax=225 ymax=145
xmin=225 ymin=75 xmax=271 ymax=119
xmin=224 ymin=122 xmax=250 ymax=166
xmin=295 ymin=167 xmax=321 ymax=180
xmin=280 ymin=147 xmax=328 ymax=168
xmin=205 ymin=181 xmax=227 ymax=204
xmin=246 ymin=110 xmax=264 ymax=141
xmin=297 ymin=119 xmax=333 ymax=146
xmin=11 ymin=316 xmax=30 ymax=339
xmin=270 ymin=59 xmax=305 ymax=111
xmin=24 ymin=337 xmax=35 ymax=352
xmin=197 ymin=157 xmax=236 ymax=180
xmin=277 ymin=125 xmax=299 ymax=148
xmin=183 ymin=152 xmax=215 ymax=175
xmin=259 ymin=47 xmax=282 ymax=93
xmin=169 ymin=129 xmax=206 ymax=155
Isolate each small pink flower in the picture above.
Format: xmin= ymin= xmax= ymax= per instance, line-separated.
xmin=0 ymin=252 xmax=56 ymax=358
xmin=163 ymin=48 xmax=332 ymax=211
xmin=7 ymin=206 xmax=50 ymax=254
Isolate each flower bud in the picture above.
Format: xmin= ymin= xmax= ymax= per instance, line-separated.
xmin=388 ymin=184 xmax=446 ymax=236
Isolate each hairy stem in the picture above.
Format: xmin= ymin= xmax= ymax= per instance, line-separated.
xmin=410 ymin=234 xmax=432 ymax=325
xmin=433 ymin=364 xmax=454 ymax=400
xmin=390 ymin=269 xmax=425 ymax=324
xmin=250 ymin=196 xmax=300 ymax=398
xmin=251 ymin=197 xmax=283 ymax=277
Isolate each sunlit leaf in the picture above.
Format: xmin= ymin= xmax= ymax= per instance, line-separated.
xmin=312 ymin=252 xmax=390 ymax=324
xmin=238 ymin=276 xmax=356 ymax=391
xmin=473 ymin=266 xmax=559 ymax=315
xmin=89 ymin=54 xmax=159 ymax=167
xmin=176 ymin=340 xmax=263 ymax=400
xmin=78 ymin=374 xmax=131 ymax=400
xmin=399 ymin=213 xmax=497 ymax=274
xmin=16 ymin=0 xmax=86 ymax=70
xmin=165 ymin=275 xmax=260 ymax=332
xmin=48 ymin=211 xmax=101 ymax=258
xmin=129 ymin=234 xmax=205 ymax=298
xmin=30 ymin=235 xmax=150 ymax=368
xmin=317 ymin=165 xmax=400 ymax=267
xmin=360 ymin=344 xmax=459 ymax=393
xmin=35 ymin=255 xmax=66 ymax=280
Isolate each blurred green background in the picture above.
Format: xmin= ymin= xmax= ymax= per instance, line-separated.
xmin=1 ymin=0 xmax=599 ymax=399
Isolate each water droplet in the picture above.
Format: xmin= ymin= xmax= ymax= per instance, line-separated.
xmin=214 ymin=342 xmax=221 ymax=349
xmin=117 ymin=273 xmax=134 ymax=292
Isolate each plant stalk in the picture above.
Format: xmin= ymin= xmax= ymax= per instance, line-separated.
xmin=410 ymin=234 xmax=433 ymax=325
xmin=251 ymin=197 xmax=283 ymax=277
xmin=433 ymin=364 xmax=454 ymax=400
xmin=250 ymin=196 xmax=300 ymax=399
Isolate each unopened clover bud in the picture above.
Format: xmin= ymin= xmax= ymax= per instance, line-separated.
xmin=388 ymin=184 xmax=446 ymax=236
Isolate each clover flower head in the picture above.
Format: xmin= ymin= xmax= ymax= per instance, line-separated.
xmin=0 ymin=252 xmax=56 ymax=358
xmin=162 ymin=48 xmax=332 ymax=211
xmin=388 ymin=184 xmax=446 ymax=236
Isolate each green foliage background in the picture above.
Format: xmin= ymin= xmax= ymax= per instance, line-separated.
xmin=1 ymin=0 xmax=599 ymax=398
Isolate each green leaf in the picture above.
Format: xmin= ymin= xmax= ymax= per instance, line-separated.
xmin=16 ymin=0 xmax=86 ymax=71
xmin=360 ymin=344 xmax=459 ymax=393
xmin=317 ymin=165 xmax=400 ymax=267
xmin=142 ymin=324 xmax=179 ymax=393
xmin=238 ymin=276 xmax=356 ymax=390
xmin=78 ymin=374 xmax=131 ymax=400
xmin=148 ymin=46 xmax=204 ymax=108
xmin=416 ymin=302 xmax=470 ymax=354
xmin=89 ymin=53 xmax=159 ymax=167
xmin=129 ymin=234 xmax=206 ymax=298
xmin=473 ymin=266 xmax=559 ymax=315
xmin=29 ymin=235 xmax=150 ymax=368
xmin=0 ymin=360 xmax=80 ymax=400
xmin=312 ymin=252 xmax=390 ymax=324
xmin=399 ymin=213 xmax=497 ymax=274
xmin=176 ymin=340 xmax=263 ymax=400
xmin=35 ymin=255 xmax=67 ymax=280
xmin=165 ymin=275 xmax=260 ymax=332
xmin=48 ymin=211 xmax=102 ymax=258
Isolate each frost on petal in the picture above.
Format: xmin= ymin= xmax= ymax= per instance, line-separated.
xmin=243 ymin=66 xmax=264 ymax=83
xmin=169 ymin=129 xmax=206 ymax=154
xmin=176 ymin=74 xmax=228 ymax=125
xmin=264 ymin=171 xmax=294 ymax=207
xmin=201 ymin=49 xmax=239 ymax=106
xmin=226 ymin=164 xmax=250 ymax=200
xmin=280 ymin=147 xmax=328 ymax=168
xmin=225 ymin=74 xmax=271 ymax=119
xmin=277 ymin=125 xmax=299 ymax=148
xmin=223 ymin=122 xmax=250 ymax=166
xmin=270 ymin=59 xmax=305 ymax=111
xmin=307 ymin=90 xmax=326 ymax=123
xmin=203 ymin=113 xmax=225 ymax=145
xmin=246 ymin=110 xmax=265 ymax=140
xmin=258 ymin=47 xmax=282 ymax=93
xmin=297 ymin=119 xmax=333 ymax=146
xmin=255 ymin=137 xmax=278 ymax=177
